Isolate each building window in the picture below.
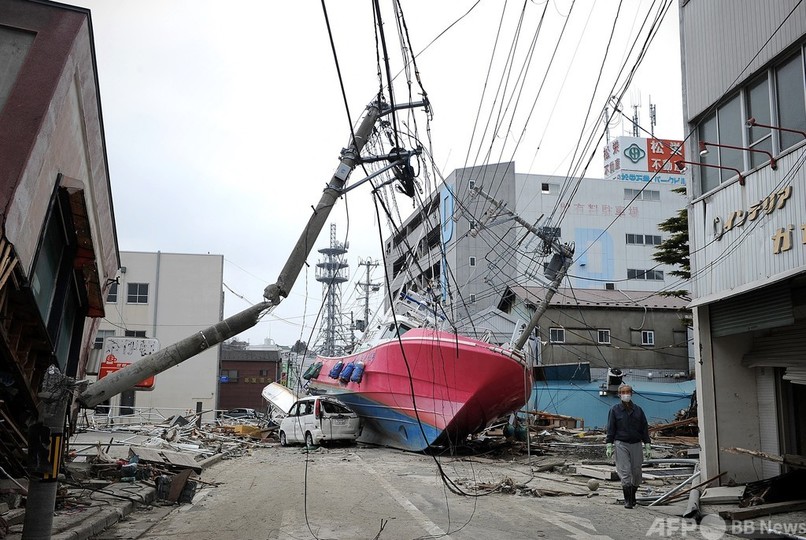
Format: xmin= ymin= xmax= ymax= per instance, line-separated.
xmin=698 ymin=113 xmax=720 ymax=192
xmin=220 ymin=369 xmax=238 ymax=383
xmin=775 ymin=52 xmax=806 ymax=151
xmin=696 ymin=51 xmax=806 ymax=196
xmin=259 ymin=369 xmax=270 ymax=377
xmin=106 ymin=281 xmax=118 ymax=303
xmin=125 ymin=330 xmax=147 ymax=338
xmin=469 ymin=256 xmax=476 ymax=267
xmin=746 ymin=74 xmax=772 ymax=168
xmin=624 ymin=188 xmax=660 ymax=201
xmin=93 ymin=329 xmax=115 ymax=349
xmin=641 ymin=330 xmax=655 ymax=346
xmin=469 ymin=294 xmax=476 ymax=303
xmin=627 ymin=268 xmax=664 ymax=281
xmin=541 ymin=183 xmax=550 ymax=193
xmin=626 ymin=234 xmax=662 ymax=245
xmin=597 ymin=329 xmax=611 ymax=344
xmin=549 ymin=328 xmax=565 ymax=343
xmin=127 ymin=283 xmax=149 ymax=304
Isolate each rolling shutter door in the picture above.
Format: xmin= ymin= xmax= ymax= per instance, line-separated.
xmin=710 ymin=284 xmax=793 ymax=338
xmin=743 ymin=320 xmax=806 ymax=386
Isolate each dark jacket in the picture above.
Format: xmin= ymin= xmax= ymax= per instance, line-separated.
xmin=606 ymin=402 xmax=650 ymax=444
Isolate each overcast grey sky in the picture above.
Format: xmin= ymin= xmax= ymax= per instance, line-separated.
xmin=72 ymin=0 xmax=683 ymax=348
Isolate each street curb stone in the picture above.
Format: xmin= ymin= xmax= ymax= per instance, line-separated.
xmin=3 ymin=451 xmax=223 ymax=540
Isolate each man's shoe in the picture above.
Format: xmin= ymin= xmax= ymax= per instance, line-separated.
xmin=623 ymin=486 xmax=634 ymax=509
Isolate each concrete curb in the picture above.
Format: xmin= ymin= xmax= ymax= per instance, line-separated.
xmin=4 ymin=451 xmax=225 ymax=540
xmin=50 ymin=486 xmax=156 ymax=540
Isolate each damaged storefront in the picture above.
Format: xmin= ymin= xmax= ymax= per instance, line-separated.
xmin=680 ymin=2 xmax=806 ymax=487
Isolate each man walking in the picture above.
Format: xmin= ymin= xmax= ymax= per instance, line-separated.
xmin=605 ymin=384 xmax=651 ymax=509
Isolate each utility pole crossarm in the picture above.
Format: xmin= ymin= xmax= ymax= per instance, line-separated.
xmin=469 ymin=187 xmax=574 ymax=352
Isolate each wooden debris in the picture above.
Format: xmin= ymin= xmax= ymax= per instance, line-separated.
xmin=649 ymin=417 xmax=698 ymax=433
xmin=129 ymin=446 xmax=202 ymax=473
xmin=723 ymin=447 xmax=806 ymax=469
xmin=525 ymin=410 xmax=584 ymax=429
xmin=576 ymin=465 xmax=618 ymax=481
xmin=700 ymin=486 xmax=746 ymax=504
xmin=718 ymin=500 xmax=806 ymax=520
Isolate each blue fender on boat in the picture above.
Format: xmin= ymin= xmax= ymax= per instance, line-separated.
xmin=350 ymin=362 xmax=365 ymax=383
xmin=339 ymin=362 xmax=355 ymax=383
xmin=328 ymin=360 xmax=344 ymax=379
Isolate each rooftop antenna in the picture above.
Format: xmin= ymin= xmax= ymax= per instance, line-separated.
xmin=649 ymin=95 xmax=657 ymax=138
xmin=630 ymin=91 xmax=642 ymax=137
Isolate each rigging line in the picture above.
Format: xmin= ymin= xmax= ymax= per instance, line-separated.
xmin=551 ymin=0 xmax=669 ymax=224
xmin=489 ymin=1 xmax=552 ymax=169
xmin=467 ymin=4 xmax=532 ymax=199
xmin=462 ymin=3 xmax=527 ymax=199
xmin=319 ymin=0 xmax=356 ymax=147
xmin=373 ymin=0 xmax=400 ymax=150
xmin=528 ymin=0 xmax=595 ymax=175
xmin=554 ymin=0 xmax=657 ymax=224
xmin=550 ymin=0 xmax=631 ymax=214
xmin=552 ymin=1 xmax=671 ymax=229
xmin=464 ymin=2 xmax=507 ymax=173
xmin=509 ymin=0 xmax=577 ymax=204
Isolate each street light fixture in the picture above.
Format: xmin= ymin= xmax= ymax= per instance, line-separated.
xmin=675 ymin=159 xmax=745 ymax=186
xmin=698 ymin=140 xmax=777 ymax=170
xmin=746 ymin=117 xmax=806 ymax=139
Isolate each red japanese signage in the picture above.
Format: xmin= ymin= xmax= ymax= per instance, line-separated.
xmin=98 ymin=353 xmax=156 ymax=389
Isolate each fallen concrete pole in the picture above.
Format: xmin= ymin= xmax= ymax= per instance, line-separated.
xmin=79 ymin=302 xmax=271 ymax=409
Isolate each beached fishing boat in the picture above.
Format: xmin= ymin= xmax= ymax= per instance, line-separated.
xmin=304 ymin=291 xmax=533 ymax=451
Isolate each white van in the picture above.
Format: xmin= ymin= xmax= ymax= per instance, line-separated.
xmin=279 ymin=396 xmax=361 ymax=447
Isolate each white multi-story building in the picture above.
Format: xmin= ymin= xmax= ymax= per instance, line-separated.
xmin=385 ymin=155 xmax=688 ymax=323
xmin=681 ymin=2 xmax=806 ymax=484
xmin=92 ymin=251 xmax=224 ymax=415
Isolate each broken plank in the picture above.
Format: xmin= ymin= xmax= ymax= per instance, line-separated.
xmin=718 ymin=500 xmax=806 ymax=521
xmin=129 ymin=446 xmax=202 ymax=473
xmin=576 ymin=465 xmax=619 ymax=481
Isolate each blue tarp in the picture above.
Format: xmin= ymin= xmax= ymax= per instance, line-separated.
xmin=527 ymin=379 xmax=696 ymax=429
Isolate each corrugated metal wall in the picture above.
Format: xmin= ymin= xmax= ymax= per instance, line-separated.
xmin=682 ymin=0 xmax=806 ymax=121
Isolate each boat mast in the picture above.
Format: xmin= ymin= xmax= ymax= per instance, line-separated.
xmin=471 ymin=187 xmax=574 ymax=352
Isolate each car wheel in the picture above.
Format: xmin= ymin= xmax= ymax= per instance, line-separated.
xmin=305 ymin=431 xmax=314 ymax=447
xmin=279 ymin=431 xmax=288 ymax=446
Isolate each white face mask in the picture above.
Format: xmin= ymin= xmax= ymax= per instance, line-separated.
xmin=620 ymin=394 xmax=632 ymax=403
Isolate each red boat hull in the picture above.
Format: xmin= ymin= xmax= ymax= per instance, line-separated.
xmin=307 ymin=328 xmax=531 ymax=451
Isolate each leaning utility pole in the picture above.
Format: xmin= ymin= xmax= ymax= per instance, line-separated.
xmin=78 ymin=100 xmax=384 ymax=411
xmin=470 ymin=187 xmax=574 ymax=352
